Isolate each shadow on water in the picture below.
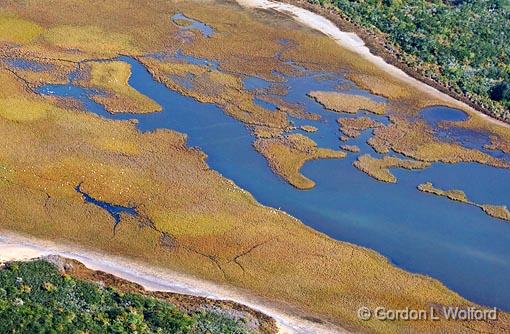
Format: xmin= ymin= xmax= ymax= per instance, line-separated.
xmin=35 ymin=55 xmax=510 ymax=310
xmin=76 ymin=183 xmax=137 ymax=233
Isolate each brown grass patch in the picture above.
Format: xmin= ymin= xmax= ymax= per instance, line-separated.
xmin=309 ymin=91 xmax=386 ymax=115
xmin=354 ymin=154 xmax=430 ymax=183
xmin=257 ymin=95 xmax=320 ymax=120
xmin=481 ymin=205 xmax=510 ymax=222
xmin=254 ymin=134 xmax=345 ymax=189
xmin=0 ymin=13 xmax=43 ymax=44
xmin=340 ymin=144 xmax=360 ymax=153
xmin=0 ymin=1 xmax=510 ymax=332
xmin=140 ymin=57 xmax=289 ymax=129
xmin=338 ymin=116 xmax=383 ymax=138
xmin=300 ymin=125 xmax=318 ymax=132
xmin=417 ymin=182 xmax=468 ymax=203
xmin=78 ymin=60 xmax=161 ymax=113
xmin=368 ymin=116 xmax=510 ymax=168
xmin=252 ymin=126 xmax=284 ymax=139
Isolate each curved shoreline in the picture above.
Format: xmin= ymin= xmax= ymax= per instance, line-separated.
xmin=0 ymin=231 xmax=347 ymax=334
xmin=235 ymin=0 xmax=510 ymax=129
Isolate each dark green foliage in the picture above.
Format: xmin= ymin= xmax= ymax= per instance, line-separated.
xmin=0 ymin=261 xmax=253 ymax=334
xmin=490 ymin=82 xmax=510 ymax=102
xmin=313 ymin=0 xmax=510 ymax=119
xmin=193 ymin=312 xmax=250 ymax=334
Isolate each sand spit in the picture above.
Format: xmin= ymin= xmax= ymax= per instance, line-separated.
xmin=235 ymin=0 xmax=509 ymax=129
xmin=0 ymin=231 xmax=347 ymax=334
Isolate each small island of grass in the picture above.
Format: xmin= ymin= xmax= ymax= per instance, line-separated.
xmin=308 ymin=91 xmax=386 ymax=115
xmin=254 ymin=134 xmax=346 ymax=189
xmin=354 ymin=154 xmax=430 ymax=183
xmin=417 ymin=182 xmax=469 ymax=203
xmin=340 ymin=144 xmax=360 ymax=153
xmin=300 ymin=125 xmax=318 ymax=133
xmin=418 ymin=182 xmax=510 ymax=222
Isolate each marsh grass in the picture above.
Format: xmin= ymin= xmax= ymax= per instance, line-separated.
xmin=481 ymin=205 xmax=510 ymax=222
xmin=418 ymin=182 xmax=510 ymax=222
xmin=299 ymin=125 xmax=318 ymax=132
xmin=141 ymin=58 xmax=289 ymax=129
xmin=340 ymin=144 xmax=360 ymax=153
xmin=368 ymin=117 xmax=510 ymax=169
xmin=0 ymin=1 xmax=510 ymax=332
xmin=0 ymin=14 xmax=43 ymax=44
xmin=309 ymin=91 xmax=386 ymax=115
xmin=254 ymin=134 xmax=346 ymax=189
xmin=354 ymin=154 xmax=430 ymax=183
xmin=79 ymin=61 xmax=161 ymax=113
xmin=43 ymin=25 xmax=140 ymax=56
xmin=338 ymin=117 xmax=383 ymax=138
xmin=417 ymin=182 xmax=468 ymax=203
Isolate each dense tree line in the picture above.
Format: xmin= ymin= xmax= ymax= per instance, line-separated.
xmin=312 ymin=0 xmax=510 ymax=121
xmin=0 ymin=261 xmax=252 ymax=334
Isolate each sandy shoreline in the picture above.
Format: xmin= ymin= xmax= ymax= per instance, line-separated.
xmin=236 ymin=0 xmax=510 ymax=129
xmin=0 ymin=231 xmax=347 ymax=334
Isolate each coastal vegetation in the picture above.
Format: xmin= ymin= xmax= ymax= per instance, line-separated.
xmin=417 ymin=182 xmax=469 ymax=203
xmin=0 ymin=14 xmax=43 ymax=44
xmin=3 ymin=57 xmax=74 ymax=86
xmin=254 ymin=134 xmax=346 ymax=189
xmin=1 ymin=0 xmax=510 ymax=333
xmin=0 ymin=258 xmax=268 ymax=333
xmin=482 ymin=205 xmax=510 ymax=222
xmin=78 ymin=61 xmax=162 ymax=114
xmin=418 ymin=182 xmax=510 ymax=222
xmin=256 ymin=95 xmax=318 ymax=120
xmin=311 ymin=0 xmax=510 ymax=122
xmin=338 ymin=116 xmax=383 ymax=138
xmin=340 ymin=144 xmax=360 ymax=153
xmin=140 ymin=57 xmax=289 ymax=128
xmin=353 ymin=154 xmax=430 ymax=183
xmin=368 ymin=116 xmax=510 ymax=169
xmin=299 ymin=125 xmax=318 ymax=132
xmin=308 ymin=91 xmax=386 ymax=114
xmin=43 ymin=25 xmax=140 ymax=57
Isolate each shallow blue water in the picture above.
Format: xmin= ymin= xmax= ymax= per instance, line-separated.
xmin=35 ymin=55 xmax=510 ymax=310
xmin=147 ymin=50 xmax=220 ymax=75
xmin=171 ymin=13 xmax=214 ymax=38
xmin=5 ymin=58 xmax=53 ymax=72
xmin=421 ymin=105 xmax=469 ymax=125
xmin=421 ymin=105 xmax=509 ymax=160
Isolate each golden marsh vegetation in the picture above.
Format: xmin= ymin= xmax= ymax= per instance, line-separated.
xmin=1 ymin=0 xmax=510 ymax=332
xmin=353 ymin=155 xmax=431 ymax=184
xmin=78 ymin=61 xmax=162 ymax=113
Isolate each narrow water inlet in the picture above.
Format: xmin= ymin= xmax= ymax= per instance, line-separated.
xmin=171 ymin=12 xmax=214 ymax=37
xmin=76 ymin=183 xmax=137 ymax=232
